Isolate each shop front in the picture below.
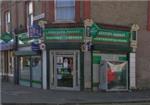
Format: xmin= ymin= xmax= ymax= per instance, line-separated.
xmin=44 ymin=27 xmax=84 ymax=90
xmin=18 ymin=54 xmax=42 ymax=88
xmin=15 ymin=32 xmax=42 ymax=88
xmin=91 ymin=23 xmax=131 ymax=91
xmin=0 ymin=33 xmax=14 ymax=82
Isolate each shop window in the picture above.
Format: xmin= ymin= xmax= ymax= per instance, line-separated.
xmin=19 ymin=57 xmax=31 ymax=87
xmin=5 ymin=11 xmax=10 ymax=33
xmin=55 ymin=0 xmax=75 ymax=22
xmin=19 ymin=56 xmax=42 ymax=88
xmin=26 ymin=2 xmax=33 ymax=34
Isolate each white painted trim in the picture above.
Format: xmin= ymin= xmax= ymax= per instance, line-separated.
xmin=129 ymin=53 xmax=136 ymax=89
xmin=42 ymin=50 xmax=47 ymax=89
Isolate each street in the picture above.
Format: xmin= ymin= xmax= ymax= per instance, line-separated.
xmin=1 ymin=82 xmax=150 ymax=105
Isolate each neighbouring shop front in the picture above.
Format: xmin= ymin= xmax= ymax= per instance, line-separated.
xmin=0 ymin=32 xmax=14 ymax=82
xmin=44 ymin=27 xmax=84 ymax=91
xmin=91 ymin=23 xmax=131 ymax=91
xmin=15 ymin=32 xmax=42 ymax=88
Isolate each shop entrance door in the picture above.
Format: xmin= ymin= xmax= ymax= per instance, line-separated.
xmin=55 ymin=55 xmax=74 ymax=88
xmin=50 ymin=50 xmax=80 ymax=90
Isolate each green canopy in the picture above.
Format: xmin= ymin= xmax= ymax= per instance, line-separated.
xmin=0 ymin=32 xmax=13 ymax=43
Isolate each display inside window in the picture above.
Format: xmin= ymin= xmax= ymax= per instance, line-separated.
xmin=56 ymin=56 xmax=73 ymax=87
xmin=107 ymin=61 xmax=127 ymax=90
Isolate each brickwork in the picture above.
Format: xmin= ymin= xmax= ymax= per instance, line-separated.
xmin=91 ymin=1 xmax=150 ymax=89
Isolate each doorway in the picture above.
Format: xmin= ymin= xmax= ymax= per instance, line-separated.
xmin=50 ymin=50 xmax=80 ymax=90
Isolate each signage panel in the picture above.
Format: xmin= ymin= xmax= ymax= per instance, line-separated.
xmin=29 ymin=24 xmax=43 ymax=38
xmin=44 ymin=28 xmax=84 ymax=35
xmin=44 ymin=28 xmax=84 ymax=41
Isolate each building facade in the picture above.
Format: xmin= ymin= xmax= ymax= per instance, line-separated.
xmin=0 ymin=0 xmax=150 ymax=91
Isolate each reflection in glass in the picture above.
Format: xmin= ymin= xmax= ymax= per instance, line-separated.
xmin=56 ymin=56 xmax=73 ymax=87
xmin=32 ymin=56 xmax=42 ymax=88
xmin=19 ymin=57 xmax=30 ymax=86
xmin=107 ymin=61 xmax=127 ymax=90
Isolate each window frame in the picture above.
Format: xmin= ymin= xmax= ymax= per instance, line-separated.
xmin=54 ymin=0 xmax=75 ymax=23
xmin=5 ymin=11 xmax=10 ymax=33
xmin=26 ymin=1 xmax=34 ymax=32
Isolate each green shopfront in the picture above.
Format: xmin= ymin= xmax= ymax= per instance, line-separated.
xmin=0 ymin=32 xmax=14 ymax=82
xmin=43 ymin=27 xmax=84 ymax=90
xmin=15 ymin=23 xmax=133 ymax=91
xmin=91 ymin=24 xmax=131 ymax=91
xmin=15 ymin=33 xmax=42 ymax=88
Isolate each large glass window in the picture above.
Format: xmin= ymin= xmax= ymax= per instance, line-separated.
xmin=31 ymin=56 xmax=42 ymax=88
xmin=19 ymin=56 xmax=31 ymax=86
xmin=19 ymin=56 xmax=42 ymax=88
xmin=55 ymin=0 xmax=75 ymax=22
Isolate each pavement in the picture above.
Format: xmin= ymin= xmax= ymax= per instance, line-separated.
xmin=1 ymin=82 xmax=150 ymax=105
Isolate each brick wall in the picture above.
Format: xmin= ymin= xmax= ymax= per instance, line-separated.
xmin=91 ymin=1 xmax=150 ymax=89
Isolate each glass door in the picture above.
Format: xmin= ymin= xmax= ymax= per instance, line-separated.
xmin=19 ymin=56 xmax=31 ymax=87
xmin=50 ymin=50 xmax=80 ymax=90
xmin=55 ymin=55 xmax=75 ymax=88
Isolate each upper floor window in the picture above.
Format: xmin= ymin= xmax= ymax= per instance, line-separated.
xmin=55 ymin=0 xmax=75 ymax=22
xmin=27 ymin=2 xmax=33 ymax=27
xmin=5 ymin=11 xmax=10 ymax=33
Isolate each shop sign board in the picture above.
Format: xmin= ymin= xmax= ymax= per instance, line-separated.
xmin=44 ymin=28 xmax=84 ymax=41
xmin=46 ymin=36 xmax=82 ymax=40
xmin=31 ymin=42 xmax=40 ymax=51
xmin=29 ymin=23 xmax=43 ymax=38
xmin=44 ymin=28 xmax=84 ymax=35
xmin=97 ymin=29 xmax=129 ymax=37
xmin=93 ymin=29 xmax=130 ymax=43
xmin=90 ymin=23 xmax=130 ymax=43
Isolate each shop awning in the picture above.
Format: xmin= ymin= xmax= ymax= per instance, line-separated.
xmin=0 ymin=32 xmax=14 ymax=51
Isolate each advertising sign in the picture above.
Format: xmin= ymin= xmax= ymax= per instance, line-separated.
xmin=90 ymin=23 xmax=130 ymax=44
xmin=31 ymin=39 xmax=40 ymax=51
xmin=29 ymin=24 xmax=43 ymax=38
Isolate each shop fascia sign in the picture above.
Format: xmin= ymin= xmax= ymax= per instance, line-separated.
xmin=90 ymin=23 xmax=130 ymax=43
xmin=44 ymin=28 xmax=84 ymax=40
xmin=44 ymin=28 xmax=84 ymax=35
